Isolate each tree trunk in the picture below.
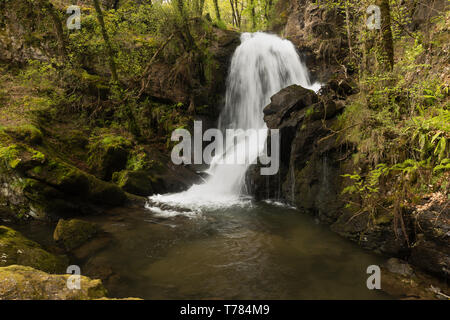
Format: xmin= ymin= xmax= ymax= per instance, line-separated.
xmin=344 ymin=1 xmax=353 ymax=56
xmin=378 ymin=0 xmax=394 ymax=70
xmin=250 ymin=0 xmax=256 ymax=29
xmin=92 ymin=0 xmax=119 ymax=82
xmin=40 ymin=1 xmax=67 ymax=59
xmin=174 ymin=0 xmax=197 ymax=50
xmin=229 ymin=0 xmax=237 ymax=26
xmin=213 ymin=0 xmax=221 ymax=20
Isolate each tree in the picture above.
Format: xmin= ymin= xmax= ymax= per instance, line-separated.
xmin=92 ymin=0 xmax=119 ymax=82
xmin=39 ymin=0 xmax=67 ymax=59
xmin=213 ymin=0 xmax=221 ymax=21
xmin=250 ymin=0 xmax=256 ymax=30
xmin=378 ymin=0 xmax=394 ymax=70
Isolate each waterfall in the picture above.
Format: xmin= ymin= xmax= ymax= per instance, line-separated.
xmin=147 ymin=32 xmax=319 ymax=214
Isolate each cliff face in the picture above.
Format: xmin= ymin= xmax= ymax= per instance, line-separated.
xmin=272 ymin=0 xmax=347 ymax=82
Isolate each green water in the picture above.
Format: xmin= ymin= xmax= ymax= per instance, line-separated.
xmin=78 ymin=202 xmax=390 ymax=299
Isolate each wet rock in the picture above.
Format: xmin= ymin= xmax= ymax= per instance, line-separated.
xmin=0 ymin=265 xmax=107 ymax=300
xmin=72 ymin=236 xmax=112 ymax=261
xmin=410 ymin=237 xmax=450 ymax=279
xmin=385 ymin=258 xmax=414 ymax=277
xmin=0 ymin=225 xmax=67 ymax=273
xmin=53 ymin=219 xmax=99 ymax=251
xmin=409 ymin=192 xmax=450 ymax=279
xmin=331 ymin=210 xmax=410 ymax=256
xmin=381 ymin=258 xmax=450 ymax=300
xmin=112 ymin=170 xmax=155 ymax=197
xmin=263 ymin=84 xmax=318 ymax=129
xmin=87 ymin=177 xmax=127 ymax=207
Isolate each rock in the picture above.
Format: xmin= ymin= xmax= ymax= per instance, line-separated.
xmin=263 ymin=84 xmax=318 ymax=128
xmin=87 ymin=177 xmax=127 ymax=207
xmin=112 ymin=170 xmax=154 ymax=196
xmin=53 ymin=219 xmax=99 ymax=251
xmin=409 ymin=193 xmax=450 ymax=279
xmin=410 ymin=237 xmax=450 ymax=279
xmin=381 ymin=259 xmax=450 ymax=300
xmin=322 ymin=78 xmax=358 ymax=98
xmin=0 ymin=225 xmax=67 ymax=273
xmin=276 ymin=0 xmax=347 ymax=81
xmin=0 ymin=265 xmax=107 ymax=300
xmin=3 ymin=124 xmax=43 ymax=145
xmin=385 ymin=258 xmax=414 ymax=277
xmin=0 ymin=132 xmax=127 ymax=220
xmin=330 ymin=210 xmax=410 ymax=256
xmin=87 ymin=134 xmax=132 ymax=181
xmin=72 ymin=236 xmax=111 ymax=261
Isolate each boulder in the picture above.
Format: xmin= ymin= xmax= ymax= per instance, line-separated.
xmin=0 ymin=265 xmax=107 ymax=300
xmin=53 ymin=219 xmax=99 ymax=251
xmin=0 ymin=133 xmax=127 ymax=220
xmin=0 ymin=225 xmax=67 ymax=273
xmin=410 ymin=192 xmax=450 ymax=279
xmin=112 ymin=170 xmax=154 ymax=196
xmin=87 ymin=134 xmax=132 ymax=181
xmin=263 ymin=84 xmax=318 ymax=129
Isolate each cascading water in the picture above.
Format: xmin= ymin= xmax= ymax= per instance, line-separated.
xmin=147 ymin=32 xmax=319 ymax=214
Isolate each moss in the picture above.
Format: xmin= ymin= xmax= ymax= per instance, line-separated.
xmin=0 ymin=144 xmax=21 ymax=169
xmin=0 ymin=225 xmax=68 ymax=273
xmin=87 ymin=133 xmax=132 ymax=180
xmin=87 ymin=175 xmax=127 ymax=206
xmin=4 ymin=124 xmax=43 ymax=145
xmin=112 ymin=170 xmax=154 ymax=196
xmin=53 ymin=219 xmax=99 ymax=251
xmin=0 ymin=143 xmax=46 ymax=171
xmin=26 ymin=159 xmax=90 ymax=196
xmin=373 ymin=212 xmax=394 ymax=225
xmin=0 ymin=265 xmax=108 ymax=300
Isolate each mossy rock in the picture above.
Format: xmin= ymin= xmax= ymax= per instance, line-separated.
xmin=0 ymin=143 xmax=46 ymax=172
xmin=3 ymin=124 xmax=43 ymax=145
xmin=0 ymin=225 xmax=68 ymax=273
xmin=26 ymin=159 xmax=90 ymax=196
xmin=53 ymin=219 xmax=99 ymax=251
xmin=87 ymin=176 xmax=127 ymax=206
xmin=87 ymin=134 xmax=132 ymax=180
xmin=0 ymin=265 xmax=108 ymax=300
xmin=112 ymin=170 xmax=154 ymax=196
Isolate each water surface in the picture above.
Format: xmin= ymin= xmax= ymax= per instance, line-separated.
xmin=81 ymin=202 xmax=390 ymax=300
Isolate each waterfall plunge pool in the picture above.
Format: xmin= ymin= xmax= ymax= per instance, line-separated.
xmin=76 ymin=202 xmax=390 ymax=300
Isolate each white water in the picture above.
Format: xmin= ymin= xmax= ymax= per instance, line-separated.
xmin=148 ymin=32 xmax=319 ymax=214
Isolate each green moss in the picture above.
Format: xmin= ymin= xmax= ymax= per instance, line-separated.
xmin=87 ymin=133 xmax=132 ymax=180
xmin=87 ymin=175 xmax=127 ymax=206
xmin=0 ymin=225 xmax=68 ymax=274
xmin=112 ymin=169 xmax=154 ymax=196
xmin=4 ymin=124 xmax=43 ymax=145
xmin=0 ymin=144 xmax=21 ymax=169
xmin=0 ymin=265 xmax=108 ymax=300
xmin=53 ymin=219 xmax=99 ymax=251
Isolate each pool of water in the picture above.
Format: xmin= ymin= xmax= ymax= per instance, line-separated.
xmin=69 ymin=201 xmax=391 ymax=300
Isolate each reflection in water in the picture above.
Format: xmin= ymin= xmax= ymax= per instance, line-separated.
xmin=79 ymin=203 xmax=390 ymax=300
